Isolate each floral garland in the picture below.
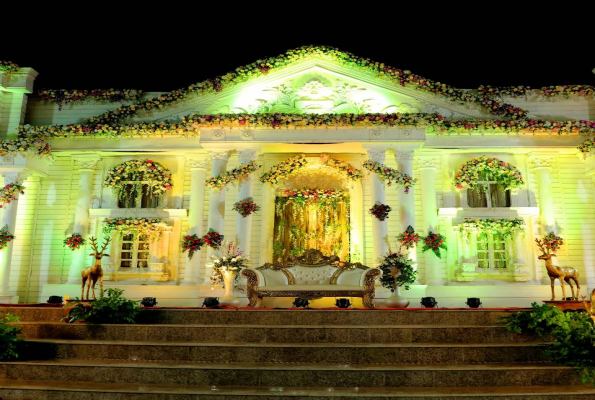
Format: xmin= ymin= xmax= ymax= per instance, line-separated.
xmin=0 ymin=183 xmax=25 ymax=208
xmin=422 ymin=232 xmax=447 ymax=259
xmin=205 ymin=161 xmax=260 ymax=189
xmin=0 ymin=61 xmax=19 ymax=73
xmin=0 ymin=226 xmax=15 ymax=250
xmin=319 ymin=153 xmax=363 ymax=180
xmin=0 ymin=137 xmax=52 ymax=157
xmin=432 ymin=118 xmax=595 ymax=135
xmin=458 ymin=218 xmax=525 ymax=240
xmin=369 ymin=202 xmax=391 ymax=221
xmin=63 ymin=233 xmax=85 ymax=251
xmin=232 ymin=197 xmax=260 ymax=217
xmin=397 ymin=226 xmax=421 ymax=250
xmin=542 ymin=232 xmax=564 ymax=254
xmin=478 ymin=85 xmax=532 ymax=98
xmin=102 ymin=218 xmax=167 ymax=241
xmin=363 ymin=161 xmax=416 ymax=193
xmin=454 ymin=156 xmax=524 ymax=190
xmin=38 ymin=89 xmax=143 ymax=111
xmin=79 ymin=45 xmax=527 ymax=126
xmin=260 ymin=155 xmax=308 ymax=185
xmin=283 ymin=188 xmax=347 ymax=202
xmin=103 ymin=159 xmax=173 ymax=200
xmin=479 ymin=85 xmax=594 ymax=99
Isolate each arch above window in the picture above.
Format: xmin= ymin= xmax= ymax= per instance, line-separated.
xmin=454 ymin=156 xmax=524 ymax=191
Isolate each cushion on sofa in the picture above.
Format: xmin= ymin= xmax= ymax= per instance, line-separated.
xmin=261 ymin=284 xmax=363 ymax=291
xmin=289 ymin=265 xmax=337 ymax=285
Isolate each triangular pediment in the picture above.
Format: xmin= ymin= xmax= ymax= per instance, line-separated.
xmin=134 ymin=56 xmax=490 ymax=122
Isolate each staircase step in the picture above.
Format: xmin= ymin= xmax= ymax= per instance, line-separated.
xmin=1 ymin=380 xmax=594 ymax=399
xmin=22 ymin=339 xmax=550 ymax=364
xmin=17 ymin=322 xmax=539 ymax=343
xmin=0 ymin=360 xmax=580 ymax=387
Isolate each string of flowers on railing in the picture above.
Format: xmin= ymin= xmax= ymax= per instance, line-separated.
xmin=0 ymin=183 xmax=25 ymax=208
xmin=396 ymin=226 xmax=421 ymax=250
xmin=63 ymin=233 xmax=86 ymax=251
xmin=458 ymin=218 xmax=525 ymax=240
xmin=0 ymin=61 xmax=19 ymax=73
xmin=103 ymin=159 xmax=173 ymax=201
xmin=363 ymin=161 xmax=416 ymax=193
xmin=205 ymin=161 xmax=260 ymax=189
xmin=232 ymin=197 xmax=260 ymax=217
xmin=102 ymin=218 xmax=168 ymax=242
xmin=453 ymin=156 xmax=524 ymax=190
xmin=38 ymin=89 xmax=144 ymax=111
xmin=479 ymin=85 xmax=594 ymax=99
xmin=369 ymin=202 xmax=392 ymax=221
xmin=0 ymin=137 xmax=52 ymax=157
xmin=260 ymin=155 xmax=308 ymax=185
xmin=78 ymin=45 xmax=528 ymax=126
xmin=0 ymin=226 xmax=15 ymax=250
xmin=319 ymin=153 xmax=363 ymax=181
xmin=181 ymin=228 xmax=225 ymax=260
xmin=422 ymin=232 xmax=447 ymax=259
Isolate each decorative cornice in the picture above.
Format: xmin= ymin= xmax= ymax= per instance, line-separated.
xmin=186 ymin=158 xmax=209 ymax=170
xmin=366 ymin=148 xmax=386 ymax=163
xmin=240 ymin=128 xmax=255 ymax=141
xmin=73 ymin=154 xmax=101 ymax=170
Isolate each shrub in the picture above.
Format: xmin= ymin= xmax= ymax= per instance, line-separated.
xmin=63 ymin=288 xmax=140 ymax=324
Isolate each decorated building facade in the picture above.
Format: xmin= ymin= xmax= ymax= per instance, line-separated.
xmin=0 ymin=48 xmax=594 ymax=306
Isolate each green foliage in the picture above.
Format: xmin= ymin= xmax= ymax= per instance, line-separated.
xmin=63 ymin=288 xmax=140 ymax=324
xmin=378 ymin=251 xmax=417 ymax=291
xmin=0 ymin=313 xmax=22 ymax=360
xmin=502 ymin=303 xmax=595 ymax=385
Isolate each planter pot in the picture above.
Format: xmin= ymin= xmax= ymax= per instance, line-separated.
xmin=385 ymin=287 xmax=410 ymax=308
xmin=219 ymin=270 xmax=241 ymax=307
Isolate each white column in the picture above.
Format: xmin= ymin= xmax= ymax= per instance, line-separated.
xmin=259 ymin=183 xmax=275 ymax=265
xmin=348 ymin=178 xmax=364 ymax=263
xmin=0 ymin=171 xmax=29 ymax=296
xmin=394 ymin=149 xmax=417 ymax=266
xmin=235 ymin=149 xmax=259 ymax=258
xmin=529 ymin=156 xmax=556 ymax=233
xmin=366 ymin=148 xmax=389 ymax=264
xmin=183 ymin=158 xmax=208 ymax=284
xmin=204 ymin=150 xmax=229 ymax=283
xmin=418 ymin=157 xmax=443 ymax=285
xmin=67 ymin=155 xmax=101 ymax=283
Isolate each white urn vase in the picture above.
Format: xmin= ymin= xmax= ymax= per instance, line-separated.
xmin=219 ymin=269 xmax=241 ymax=307
xmin=385 ymin=286 xmax=410 ymax=308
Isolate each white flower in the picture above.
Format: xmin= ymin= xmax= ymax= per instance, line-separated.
xmin=231 ymin=257 xmax=237 ymax=262
xmin=222 ymin=257 xmax=227 ymax=261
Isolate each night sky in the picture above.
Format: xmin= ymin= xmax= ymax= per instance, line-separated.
xmin=4 ymin=10 xmax=593 ymax=93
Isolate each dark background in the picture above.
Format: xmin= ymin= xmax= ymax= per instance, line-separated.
xmin=3 ymin=7 xmax=593 ymax=92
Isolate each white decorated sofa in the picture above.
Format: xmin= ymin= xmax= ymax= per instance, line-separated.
xmin=242 ymin=249 xmax=381 ymax=308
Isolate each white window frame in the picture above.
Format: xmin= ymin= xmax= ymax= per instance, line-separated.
xmin=476 ymin=231 xmax=509 ymax=271
xmin=118 ymin=233 xmax=151 ymax=270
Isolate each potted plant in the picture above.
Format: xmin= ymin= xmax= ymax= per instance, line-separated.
xmin=378 ymin=247 xmax=417 ymax=308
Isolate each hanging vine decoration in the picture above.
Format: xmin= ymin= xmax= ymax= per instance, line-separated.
xmin=0 ymin=182 xmax=25 ymax=208
xmin=458 ymin=218 xmax=525 ymax=241
xmin=102 ymin=217 xmax=168 ymax=242
xmin=205 ymin=160 xmax=260 ymax=189
xmin=103 ymin=159 xmax=173 ymax=205
xmin=363 ymin=160 xmax=416 ymax=193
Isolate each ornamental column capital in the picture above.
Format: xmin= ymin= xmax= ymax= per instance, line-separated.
xmin=73 ymin=154 xmax=101 ymax=171
xmin=394 ymin=150 xmax=415 ymax=161
xmin=208 ymin=150 xmax=230 ymax=161
xmin=1 ymin=169 xmax=30 ymax=184
xmin=528 ymin=154 xmax=556 ymax=170
xmin=365 ymin=147 xmax=387 ymax=164
xmin=417 ymin=157 xmax=439 ymax=170
xmin=237 ymin=148 xmax=260 ymax=164
xmin=186 ymin=157 xmax=209 ymax=170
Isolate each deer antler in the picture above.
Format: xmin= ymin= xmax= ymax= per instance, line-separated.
xmin=89 ymin=237 xmax=99 ymax=253
xmin=99 ymin=237 xmax=111 ymax=254
xmin=535 ymin=238 xmax=550 ymax=256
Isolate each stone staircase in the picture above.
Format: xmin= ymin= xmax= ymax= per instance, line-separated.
xmin=0 ymin=307 xmax=594 ymax=399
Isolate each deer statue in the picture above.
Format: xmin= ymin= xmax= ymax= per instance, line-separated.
xmin=81 ymin=236 xmax=111 ymax=300
xmin=535 ymin=237 xmax=580 ymax=301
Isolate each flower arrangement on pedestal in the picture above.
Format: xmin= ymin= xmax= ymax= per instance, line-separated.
xmin=453 ymin=156 xmax=524 ymax=190
xmin=63 ymin=233 xmax=86 ymax=251
xmin=232 ymin=197 xmax=260 ymax=217
xmin=369 ymin=202 xmax=392 ymax=221
xmin=207 ymin=241 xmax=249 ymax=285
xmin=422 ymin=231 xmax=447 ymax=259
xmin=103 ymin=159 xmax=173 ymax=203
xmin=379 ymin=248 xmax=417 ymax=292
xmin=541 ymin=232 xmax=564 ymax=254
xmin=0 ymin=183 xmax=25 ymax=208
xmin=0 ymin=61 xmax=19 ymax=73
xmin=396 ymin=226 xmax=421 ymax=250
xmin=260 ymin=155 xmax=308 ymax=185
xmin=206 ymin=161 xmax=260 ymax=189
xmin=362 ymin=161 xmax=416 ymax=193
xmin=0 ymin=226 xmax=15 ymax=250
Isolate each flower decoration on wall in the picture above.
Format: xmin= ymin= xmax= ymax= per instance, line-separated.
xmin=319 ymin=153 xmax=363 ymax=181
xmin=103 ymin=159 xmax=173 ymax=203
xmin=38 ymin=89 xmax=144 ymax=110
xmin=433 ymin=119 xmax=595 ymax=135
xmin=102 ymin=218 xmax=168 ymax=242
xmin=205 ymin=161 xmax=260 ymax=189
xmin=397 ymin=226 xmax=421 ymax=250
xmin=232 ymin=197 xmax=260 ymax=218
xmin=0 ymin=226 xmax=15 ymax=250
xmin=369 ymin=202 xmax=392 ymax=221
xmin=453 ymin=156 xmax=524 ymax=190
xmin=577 ymin=138 xmax=595 ymax=155
xmin=203 ymin=229 xmax=224 ymax=249
xmin=260 ymin=155 xmax=309 ymax=185
xmin=540 ymin=85 xmax=594 ymax=98
xmin=0 ymin=182 xmax=25 ymax=208
xmin=283 ymin=188 xmax=347 ymax=202
xmin=541 ymin=232 xmax=564 ymax=254
xmin=422 ymin=232 xmax=447 ymax=259
xmin=63 ymin=233 xmax=86 ymax=251
xmin=0 ymin=61 xmax=19 ymax=73
xmin=458 ymin=218 xmax=525 ymax=240
xmin=181 ymin=234 xmax=203 ymax=260
xmin=363 ymin=161 xmax=416 ymax=193
xmin=0 ymin=137 xmax=52 ymax=157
